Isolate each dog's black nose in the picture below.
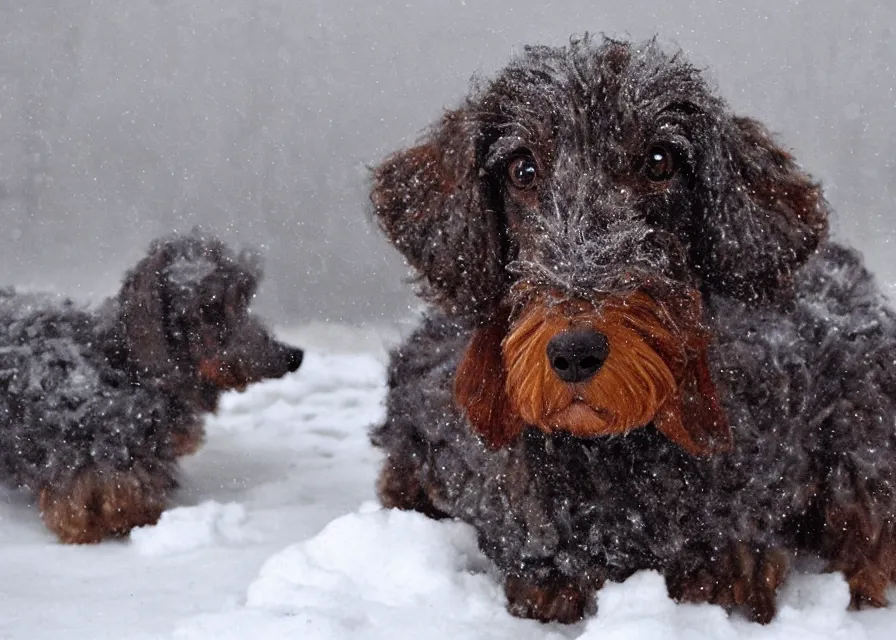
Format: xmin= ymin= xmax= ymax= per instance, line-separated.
xmin=546 ymin=329 xmax=609 ymax=383
xmin=286 ymin=346 xmax=304 ymax=372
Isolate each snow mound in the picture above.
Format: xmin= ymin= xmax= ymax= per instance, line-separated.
xmin=246 ymin=504 xmax=490 ymax=611
xmin=173 ymin=507 xmax=569 ymax=640
xmin=577 ymin=570 xmax=867 ymax=640
xmin=172 ymin=506 xmax=895 ymax=640
xmin=131 ymin=501 xmax=255 ymax=556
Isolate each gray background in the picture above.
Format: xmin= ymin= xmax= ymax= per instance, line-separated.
xmin=1 ymin=0 xmax=894 ymax=325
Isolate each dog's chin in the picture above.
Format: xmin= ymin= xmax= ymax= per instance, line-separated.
xmin=543 ymin=401 xmax=632 ymax=437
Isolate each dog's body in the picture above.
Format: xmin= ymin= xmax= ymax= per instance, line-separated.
xmin=371 ymin=38 xmax=896 ymax=623
xmin=376 ymin=243 xmax=896 ymax=621
xmin=0 ymin=231 xmax=303 ymax=543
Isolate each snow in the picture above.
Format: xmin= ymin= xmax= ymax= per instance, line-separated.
xmin=130 ymin=502 xmax=255 ymax=557
xmin=1 ymin=325 xmax=896 ymax=639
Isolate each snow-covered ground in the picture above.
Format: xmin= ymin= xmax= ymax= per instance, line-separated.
xmin=2 ymin=324 xmax=896 ymax=640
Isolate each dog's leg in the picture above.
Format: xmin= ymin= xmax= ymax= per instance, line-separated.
xmin=822 ymin=503 xmax=896 ymax=609
xmin=39 ymin=465 xmax=174 ymax=544
xmin=377 ymin=456 xmax=449 ymax=520
xmin=666 ymin=543 xmax=789 ymax=624
xmin=169 ymin=417 xmax=206 ymax=458
xmin=503 ymin=573 xmax=597 ymax=624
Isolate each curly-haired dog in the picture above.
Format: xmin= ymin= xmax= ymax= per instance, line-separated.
xmin=370 ymin=37 xmax=896 ymax=624
xmin=0 ymin=230 xmax=303 ymax=543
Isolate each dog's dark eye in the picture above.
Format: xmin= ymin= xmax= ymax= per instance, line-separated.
xmin=507 ymin=155 xmax=538 ymax=189
xmin=643 ymin=144 xmax=678 ymax=182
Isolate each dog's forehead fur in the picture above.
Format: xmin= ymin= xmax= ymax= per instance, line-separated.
xmin=474 ymin=40 xmax=723 ymax=298
xmin=155 ymin=233 xmax=259 ymax=311
xmin=479 ymin=40 xmax=719 ymax=164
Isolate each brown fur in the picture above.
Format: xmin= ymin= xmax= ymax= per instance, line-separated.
xmin=823 ymin=504 xmax=896 ymax=609
xmin=39 ymin=470 xmax=169 ymax=544
xmin=504 ymin=574 xmax=597 ymax=624
xmin=732 ymin=117 xmax=828 ymax=235
xmin=169 ymin=421 xmax=206 ymax=457
xmin=371 ymin=109 xmax=509 ymax=320
xmin=456 ymin=289 xmax=731 ymax=455
xmin=198 ymin=358 xmax=250 ymax=392
xmin=506 ymin=293 xmax=676 ymax=435
xmin=667 ymin=544 xmax=789 ymax=624
xmin=454 ymin=315 xmax=525 ymax=448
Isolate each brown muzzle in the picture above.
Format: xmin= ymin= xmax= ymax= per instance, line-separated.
xmin=455 ymin=289 xmax=732 ymax=456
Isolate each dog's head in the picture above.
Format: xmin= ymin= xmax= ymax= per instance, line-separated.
xmin=372 ymin=38 xmax=829 ymax=454
xmin=118 ymin=230 xmax=303 ymax=394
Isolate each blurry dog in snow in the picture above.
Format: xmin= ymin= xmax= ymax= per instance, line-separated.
xmin=0 ymin=229 xmax=303 ymax=543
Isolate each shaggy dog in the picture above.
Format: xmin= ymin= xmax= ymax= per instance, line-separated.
xmin=370 ymin=37 xmax=896 ymax=624
xmin=0 ymin=230 xmax=303 ymax=543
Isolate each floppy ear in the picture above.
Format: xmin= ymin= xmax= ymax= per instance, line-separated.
xmin=454 ymin=316 xmax=525 ymax=449
xmin=693 ymin=116 xmax=829 ymax=302
xmin=118 ymin=244 xmax=172 ymax=375
xmin=653 ymin=342 xmax=732 ymax=456
xmin=641 ymin=287 xmax=732 ymax=456
xmin=236 ymin=248 xmax=263 ymax=299
xmin=371 ymin=109 xmax=507 ymax=320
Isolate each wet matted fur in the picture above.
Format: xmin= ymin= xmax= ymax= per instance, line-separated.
xmin=0 ymin=230 xmax=303 ymax=543
xmin=370 ymin=37 xmax=896 ymax=624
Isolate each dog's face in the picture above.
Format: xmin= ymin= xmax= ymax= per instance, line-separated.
xmin=118 ymin=231 xmax=303 ymax=394
xmin=373 ymin=39 xmax=829 ymax=454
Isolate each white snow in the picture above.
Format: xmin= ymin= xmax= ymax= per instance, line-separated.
xmin=130 ymin=501 xmax=256 ymax=557
xmin=1 ymin=325 xmax=896 ymax=639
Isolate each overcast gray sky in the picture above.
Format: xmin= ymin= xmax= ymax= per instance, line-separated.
xmin=1 ymin=0 xmax=894 ymax=324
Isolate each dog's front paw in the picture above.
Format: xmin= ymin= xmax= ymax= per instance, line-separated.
xmin=169 ymin=422 xmax=206 ymax=457
xmin=843 ymin=565 xmax=889 ymax=610
xmin=504 ymin=574 xmax=592 ymax=624
xmin=39 ymin=468 xmax=171 ymax=544
xmin=667 ymin=544 xmax=788 ymax=624
xmin=823 ymin=508 xmax=895 ymax=610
